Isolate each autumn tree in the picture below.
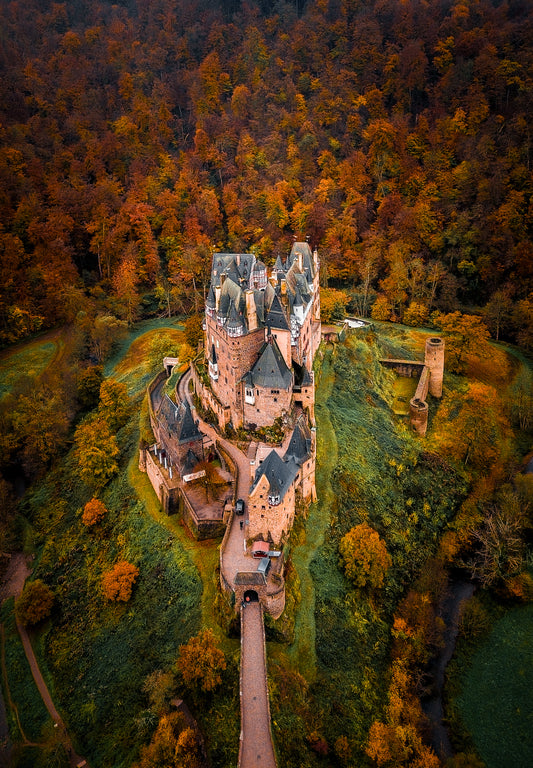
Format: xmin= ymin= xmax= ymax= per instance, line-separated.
xmin=339 ymin=523 xmax=391 ymax=589
xmin=134 ymin=711 xmax=202 ymax=768
xmin=88 ymin=314 xmax=128 ymax=363
xmin=432 ymin=311 xmax=492 ymax=374
xmin=15 ymin=580 xmax=54 ymax=627
xmin=102 ymin=560 xmax=139 ymax=602
xmin=82 ymin=498 xmax=107 ymax=527
xmin=98 ymin=379 xmax=131 ymax=431
xmin=184 ymin=314 xmax=203 ymax=350
xmin=433 ymin=382 xmax=511 ymax=469
xmin=143 ymin=669 xmax=176 ymax=715
xmin=77 ymin=366 xmax=104 ymax=411
xmin=320 ymin=287 xmax=349 ymax=323
xmin=468 ymin=489 xmax=528 ymax=588
xmin=74 ymin=416 xmax=120 ymax=487
xmin=176 ymin=628 xmax=226 ymax=693
xmin=148 ymin=332 xmax=180 ymax=372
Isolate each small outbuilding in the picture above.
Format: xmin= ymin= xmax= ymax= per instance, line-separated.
xmin=252 ymin=541 xmax=270 ymax=558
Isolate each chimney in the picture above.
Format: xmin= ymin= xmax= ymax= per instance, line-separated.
xmin=236 ymin=254 xmax=241 ymax=266
xmin=245 ymin=289 xmax=257 ymax=331
xmin=220 ymin=273 xmax=226 ymax=286
xmin=215 ymin=285 xmax=221 ymax=311
xmin=297 ymin=252 xmax=304 ymax=272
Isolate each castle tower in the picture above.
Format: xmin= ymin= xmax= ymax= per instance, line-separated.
xmin=425 ymin=337 xmax=445 ymax=398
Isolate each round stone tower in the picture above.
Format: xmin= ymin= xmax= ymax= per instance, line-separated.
xmin=409 ymin=397 xmax=428 ymax=436
xmin=425 ymin=337 xmax=445 ymax=398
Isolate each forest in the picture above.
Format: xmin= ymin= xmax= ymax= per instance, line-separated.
xmin=0 ymin=0 xmax=532 ymax=346
xmin=0 ymin=1 xmax=532 ymax=767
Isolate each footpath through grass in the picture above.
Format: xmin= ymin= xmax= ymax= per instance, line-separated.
xmin=0 ymin=599 xmax=52 ymax=744
xmin=457 ymin=604 xmax=533 ymax=768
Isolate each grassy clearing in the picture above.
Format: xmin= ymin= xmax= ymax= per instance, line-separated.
xmin=456 ymin=604 xmax=533 ymax=768
xmin=104 ymin=318 xmax=184 ymax=380
xmin=0 ymin=338 xmax=58 ymax=399
xmin=392 ymin=375 xmax=418 ymax=415
xmin=0 ymin=599 xmax=52 ymax=743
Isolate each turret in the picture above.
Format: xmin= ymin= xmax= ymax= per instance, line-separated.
xmin=425 ymin=337 xmax=445 ymax=398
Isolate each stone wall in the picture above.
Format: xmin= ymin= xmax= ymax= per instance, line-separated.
xmin=179 ymin=488 xmax=225 ymax=540
xmin=191 ymin=362 xmax=230 ymax=430
xmin=243 ymin=385 xmax=292 ymax=428
xmin=141 ymin=449 xmax=180 ymax=514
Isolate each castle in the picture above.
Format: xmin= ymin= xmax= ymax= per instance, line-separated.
xmin=193 ymin=241 xmax=321 ymax=545
xmin=199 ymin=242 xmax=321 ymax=430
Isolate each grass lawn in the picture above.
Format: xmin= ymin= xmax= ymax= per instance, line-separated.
xmin=0 ymin=335 xmax=59 ymax=400
xmin=0 ymin=599 xmax=52 ymax=744
xmin=457 ymin=604 xmax=533 ymax=768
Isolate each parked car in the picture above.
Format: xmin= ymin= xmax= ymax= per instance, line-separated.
xmin=235 ymin=498 xmax=245 ymax=515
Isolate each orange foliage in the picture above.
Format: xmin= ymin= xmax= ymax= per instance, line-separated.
xmin=176 ymin=629 xmax=226 ymax=693
xmin=102 ymin=561 xmax=139 ymax=602
xmin=82 ymin=497 xmax=106 ymax=527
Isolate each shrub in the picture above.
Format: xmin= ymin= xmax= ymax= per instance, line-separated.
xmin=82 ymin=497 xmax=107 ymax=527
xmin=102 ymin=560 xmax=139 ymax=602
xmin=339 ymin=523 xmax=391 ymax=589
xmin=15 ymin=580 xmax=54 ymax=627
xmin=176 ymin=629 xmax=226 ymax=693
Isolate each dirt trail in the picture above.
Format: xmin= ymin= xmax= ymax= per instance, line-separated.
xmin=0 ymin=555 xmax=89 ymax=767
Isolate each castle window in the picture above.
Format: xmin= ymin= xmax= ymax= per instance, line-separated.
xmin=245 ymin=386 xmax=255 ymax=405
xmin=268 ymin=493 xmax=281 ymax=506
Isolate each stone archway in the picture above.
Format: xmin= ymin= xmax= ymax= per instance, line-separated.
xmin=244 ymin=589 xmax=259 ymax=603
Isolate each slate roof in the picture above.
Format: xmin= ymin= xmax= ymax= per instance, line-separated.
xmin=264 ymin=293 xmax=290 ymax=330
xmin=182 ymin=449 xmax=200 ymax=476
xmin=211 ymin=253 xmax=255 ymax=288
xmin=249 ymin=339 xmax=293 ymax=390
xmin=284 ymin=420 xmax=312 ymax=464
xmin=227 ymin=301 xmax=244 ymax=331
xmin=156 ymin=395 xmax=203 ymax=444
xmin=287 ymin=241 xmax=315 ymax=280
xmin=251 ymin=448 xmax=297 ymax=501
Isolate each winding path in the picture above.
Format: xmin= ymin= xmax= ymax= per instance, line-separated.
xmin=177 ymin=369 xmax=277 ymax=768
xmin=0 ymin=555 xmax=88 ymax=768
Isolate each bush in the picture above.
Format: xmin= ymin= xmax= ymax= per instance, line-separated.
xmin=176 ymin=629 xmax=226 ymax=693
xmin=82 ymin=498 xmax=106 ymax=527
xmin=15 ymin=580 xmax=54 ymax=627
xmin=102 ymin=561 xmax=139 ymax=602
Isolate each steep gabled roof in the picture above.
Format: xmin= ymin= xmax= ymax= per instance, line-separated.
xmin=284 ymin=420 xmax=312 ymax=465
xmin=251 ymin=448 xmax=297 ymax=501
xmin=250 ymin=339 xmax=293 ymax=390
xmin=227 ymin=300 xmax=244 ymax=332
xmin=264 ymin=293 xmax=290 ymax=331
xmin=157 ymin=395 xmax=203 ymax=444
